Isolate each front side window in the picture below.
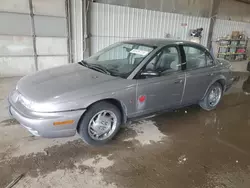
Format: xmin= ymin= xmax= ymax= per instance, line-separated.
xmin=85 ymin=43 xmax=154 ymax=78
xmin=206 ymin=52 xmax=214 ymax=66
xmin=184 ymin=46 xmax=206 ymax=70
xmin=145 ymin=46 xmax=181 ymax=74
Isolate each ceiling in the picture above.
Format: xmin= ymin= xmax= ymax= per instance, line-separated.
xmin=235 ymin=0 xmax=250 ymax=4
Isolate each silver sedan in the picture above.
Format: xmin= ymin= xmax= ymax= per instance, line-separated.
xmin=9 ymin=39 xmax=234 ymax=145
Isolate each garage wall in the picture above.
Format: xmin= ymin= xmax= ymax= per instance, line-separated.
xmin=0 ymin=0 xmax=70 ymax=77
xmin=94 ymin=0 xmax=212 ymax=18
xmin=212 ymin=19 xmax=250 ymax=41
xmin=90 ymin=2 xmax=211 ymax=54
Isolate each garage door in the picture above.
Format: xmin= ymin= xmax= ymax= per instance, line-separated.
xmin=0 ymin=0 xmax=70 ymax=77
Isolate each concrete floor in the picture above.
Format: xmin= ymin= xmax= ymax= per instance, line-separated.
xmin=0 ymin=72 xmax=250 ymax=188
xmin=231 ymin=60 xmax=249 ymax=72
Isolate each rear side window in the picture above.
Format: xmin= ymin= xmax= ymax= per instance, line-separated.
xmin=184 ymin=46 xmax=206 ymax=69
xmin=183 ymin=46 xmax=214 ymax=70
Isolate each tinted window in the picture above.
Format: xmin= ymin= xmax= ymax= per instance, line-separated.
xmin=145 ymin=46 xmax=180 ymax=74
xmin=184 ymin=46 xmax=206 ymax=69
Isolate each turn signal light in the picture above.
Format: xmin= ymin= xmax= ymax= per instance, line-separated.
xmin=53 ymin=120 xmax=74 ymax=126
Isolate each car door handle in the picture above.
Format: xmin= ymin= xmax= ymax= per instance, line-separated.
xmin=174 ymin=79 xmax=183 ymax=84
xmin=208 ymin=73 xmax=214 ymax=76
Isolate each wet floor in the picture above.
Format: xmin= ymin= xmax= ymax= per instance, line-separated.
xmin=0 ymin=72 xmax=250 ymax=188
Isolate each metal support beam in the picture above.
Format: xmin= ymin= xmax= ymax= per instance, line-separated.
xmin=70 ymin=0 xmax=84 ymax=62
xmin=83 ymin=0 xmax=90 ymax=58
xmin=66 ymin=0 xmax=73 ymax=64
xmin=28 ymin=0 xmax=38 ymax=71
xmin=235 ymin=0 xmax=250 ymax=4
xmin=207 ymin=0 xmax=221 ymax=49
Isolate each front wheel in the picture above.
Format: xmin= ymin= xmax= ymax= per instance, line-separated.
xmin=77 ymin=102 xmax=121 ymax=146
xmin=199 ymin=82 xmax=223 ymax=111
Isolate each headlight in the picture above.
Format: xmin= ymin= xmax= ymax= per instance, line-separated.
xmin=19 ymin=95 xmax=35 ymax=110
xmin=229 ymin=64 xmax=233 ymax=71
xmin=10 ymin=90 xmax=35 ymax=110
xmin=19 ymin=94 xmax=55 ymax=112
xmin=10 ymin=90 xmax=20 ymax=103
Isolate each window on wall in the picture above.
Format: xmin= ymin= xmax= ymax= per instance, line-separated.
xmin=184 ymin=46 xmax=207 ymax=70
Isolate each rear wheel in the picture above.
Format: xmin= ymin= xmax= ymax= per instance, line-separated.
xmin=199 ymin=82 xmax=223 ymax=111
xmin=77 ymin=101 xmax=121 ymax=146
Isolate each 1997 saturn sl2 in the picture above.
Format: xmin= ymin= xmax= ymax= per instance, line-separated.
xmin=9 ymin=39 xmax=234 ymax=145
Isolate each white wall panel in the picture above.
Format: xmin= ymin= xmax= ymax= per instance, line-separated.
xmin=90 ymin=3 xmax=210 ymax=54
xmin=36 ymin=37 xmax=68 ymax=55
xmin=0 ymin=36 xmax=33 ymax=56
xmin=90 ymin=36 xmax=129 ymax=55
xmin=34 ymin=16 xmax=67 ymax=37
xmin=0 ymin=0 xmax=70 ymax=77
xmin=0 ymin=0 xmax=29 ymax=13
xmin=0 ymin=13 xmax=32 ymax=36
xmin=38 ymin=56 xmax=68 ymax=70
xmin=95 ymin=0 xmax=211 ymax=17
xmin=212 ymin=19 xmax=250 ymax=41
xmin=0 ymin=57 xmax=35 ymax=77
xmin=33 ymin=0 xmax=66 ymax=17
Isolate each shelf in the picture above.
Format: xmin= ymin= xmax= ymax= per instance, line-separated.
xmin=219 ymin=46 xmax=247 ymax=48
xmin=228 ymin=60 xmax=248 ymax=62
xmin=218 ymin=53 xmax=246 ymax=55
xmin=219 ymin=39 xmax=248 ymax=41
xmin=217 ymin=37 xmax=248 ymax=61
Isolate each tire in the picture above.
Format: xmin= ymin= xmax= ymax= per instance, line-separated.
xmin=247 ymin=61 xmax=250 ymax=72
xmin=77 ymin=101 xmax=121 ymax=146
xmin=199 ymin=82 xmax=223 ymax=111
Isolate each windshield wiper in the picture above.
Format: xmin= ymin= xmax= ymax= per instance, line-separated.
xmin=78 ymin=60 xmax=89 ymax=67
xmin=79 ymin=61 xmax=111 ymax=75
xmin=89 ymin=64 xmax=111 ymax=75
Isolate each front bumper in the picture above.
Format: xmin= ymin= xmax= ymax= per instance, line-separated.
xmin=9 ymin=104 xmax=86 ymax=138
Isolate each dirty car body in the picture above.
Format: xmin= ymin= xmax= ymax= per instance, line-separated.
xmin=9 ymin=39 xmax=233 ymax=145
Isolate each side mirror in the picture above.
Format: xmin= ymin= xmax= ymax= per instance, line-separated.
xmin=140 ymin=70 xmax=160 ymax=77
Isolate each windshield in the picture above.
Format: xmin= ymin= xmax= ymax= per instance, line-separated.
xmin=84 ymin=42 xmax=154 ymax=78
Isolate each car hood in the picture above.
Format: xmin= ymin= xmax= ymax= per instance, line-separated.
xmin=17 ymin=63 xmax=119 ymax=102
xmin=217 ymin=58 xmax=231 ymax=68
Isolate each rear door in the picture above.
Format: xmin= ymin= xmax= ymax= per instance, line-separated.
xmin=181 ymin=44 xmax=216 ymax=104
xmin=134 ymin=45 xmax=185 ymax=116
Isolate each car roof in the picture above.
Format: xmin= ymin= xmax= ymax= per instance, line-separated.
xmin=123 ymin=38 xmax=206 ymax=48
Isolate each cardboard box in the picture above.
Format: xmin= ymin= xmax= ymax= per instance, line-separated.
xmin=232 ymin=31 xmax=240 ymax=39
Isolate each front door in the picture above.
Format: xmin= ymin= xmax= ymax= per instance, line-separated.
xmin=135 ymin=45 xmax=185 ymax=115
